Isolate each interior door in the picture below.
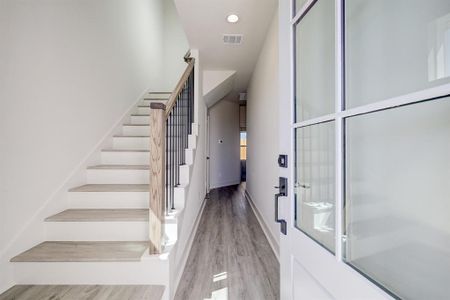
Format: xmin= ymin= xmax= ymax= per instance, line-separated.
xmin=279 ymin=0 xmax=450 ymax=299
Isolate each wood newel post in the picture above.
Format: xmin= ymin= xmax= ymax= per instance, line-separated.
xmin=149 ymin=103 xmax=166 ymax=254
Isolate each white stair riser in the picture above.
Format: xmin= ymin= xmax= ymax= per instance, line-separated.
xmin=164 ymin=219 xmax=178 ymax=243
xmin=13 ymin=260 xmax=169 ymax=286
xmin=137 ymin=107 xmax=151 ymax=115
xmin=188 ymin=134 xmax=196 ymax=149
xmin=179 ymin=165 xmax=190 ymax=185
xmin=174 ymin=187 xmax=186 ymax=210
xmin=101 ymin=151 xmax=149 ymax=165
xmin=122 ymin=125 xmax=150 ymax=136
xmin=46 ymin=222 xmax=148 ymax=241
xmin=144 ymin=93 xmax=170 ymax=99
xmin=113 ymin=137 xmax=149 ymax=150
xmin=140 ymin=100 xmax=153 ymax=106
xmin=112 ymin=137 xmax=188 ymax=152
xmin=130 ymin=115 xmax=150 ymax=125
xmin=192 ymin=123 xmax=199 ymax=136
xmin=87 ymin=169 xmax=149 ymax=184
xmin=186 ymin=149 xmax=194 ymax=165
xmin=68 ymin=192 xmax=148 ymax=209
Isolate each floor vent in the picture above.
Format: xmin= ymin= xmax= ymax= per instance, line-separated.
xmin=223 ymin=34 xmax=243 ymax=45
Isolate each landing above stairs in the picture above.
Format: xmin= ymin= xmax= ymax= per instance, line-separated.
xmin=10 ymin=241 xmax=148 ymax=262
xmin=0 ymin=285 xmax=165 ymax=300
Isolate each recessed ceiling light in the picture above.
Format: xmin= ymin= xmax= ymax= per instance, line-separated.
xmin=227 ymin=14 xmax=239 ymax=23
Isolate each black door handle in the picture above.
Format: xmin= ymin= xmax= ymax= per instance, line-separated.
xmin=275 ymin=193 xmax=287 ymax=235
xmin=275 ymin=176 xmax=288 ymax=235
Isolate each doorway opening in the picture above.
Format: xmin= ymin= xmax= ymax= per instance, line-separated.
xmin=239 ymin=103 xmax=247 ymax=182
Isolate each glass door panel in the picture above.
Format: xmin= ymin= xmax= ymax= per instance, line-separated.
xmin=345 ymin=97 xmax=450 ymax=299
xmin=295 ymin=121 xmax=336 ymax=252
xmin=295 ymin=0 xmax=335 ymax=122
xmin=345 ymin=0 xmax=450 ymax=108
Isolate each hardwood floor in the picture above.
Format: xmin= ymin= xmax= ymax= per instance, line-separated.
xmin=175 ymin=184 xmax=279 ymax=300
xmin=10 ymin=241 xmax=148 ymax=262
xmin=45 ymin=209 xmax=149 ymax=222
xmin=0 ymin=285 xmax=165 ymax=300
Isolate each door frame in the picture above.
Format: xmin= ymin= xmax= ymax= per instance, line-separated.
xmin=205 ymin=112 xmax=211 ymax=194
xmin=279 ymin=0 xmax=450 ymax=299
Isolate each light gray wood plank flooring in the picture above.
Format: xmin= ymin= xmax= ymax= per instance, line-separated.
xmin=10 ymin=241 xmax=148 ymax=262
xmin=175 ymin=184 xmax=279 ymax=300
xmin=69 ymin=184 xmax=149 ymax=192
xmin=45 ymin=209 xmax=148 ymax=222
xmin=0 ymin=285 xmax=165 ymax=300
xmin=87 ymin=165 xmax=149 ymax=170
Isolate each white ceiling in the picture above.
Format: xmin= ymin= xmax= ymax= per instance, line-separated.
xmin=174 ymin=0 xmax=277 ymax=93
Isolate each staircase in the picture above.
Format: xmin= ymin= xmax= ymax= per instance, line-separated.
xmin=9 ymin=92 xmax=178 ymax=299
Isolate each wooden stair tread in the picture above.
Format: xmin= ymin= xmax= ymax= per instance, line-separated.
xmin=0 ymin=285 xmax=165 ymax=300
xmin=123 ymin=124 xmax=150 ymax=126
xmin=122 ymin=124 xmax=186 ymax=128
xmin=87 ymin=165 xmax=149 ymax=170
xmin=69 ymin=184 xmax=149 ymax=192
xmin=10 ymin=241 xmax=149 ymax=262
xmin=45 ymin=209 xmax=149 ymax=222
xmin=142 ymin=98 xmax=169 ymax=101
xmin=101 ymin=149 xmax=149 ymax=152
xmin=113 ymin=135 xmax=149 ymax=138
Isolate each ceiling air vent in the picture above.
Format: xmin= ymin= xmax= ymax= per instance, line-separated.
xmin=223 ymin=34 xmax=243 ymax=45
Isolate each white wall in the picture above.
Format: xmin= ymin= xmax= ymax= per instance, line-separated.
xmin=246 ymin=11 xmax=280 ymax=252
xmin=203 ymin=70 xmax=236 ymax=108
xmin=208 ymin=97 xmax=240 ymax=189
xmin=163 ymin=0 xmax=190 ymax=91
xmin=0 ymin=0 xmax=187 ymax=292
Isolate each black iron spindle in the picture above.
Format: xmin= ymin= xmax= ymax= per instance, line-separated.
xmin=165 ymin=118 xmax=169 ymax=213
xmin=162 ymin=58 xmax=195 ymax=213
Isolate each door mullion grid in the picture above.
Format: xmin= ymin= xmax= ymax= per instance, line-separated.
xmin=290 ymin=0 xmax=297 ymax=236
xmin=291 ymin=0 xmax=346 ymax=260
xmin=289 ymin=1 xmax=297 ymax=296
xmin=335 ymin=0 xmax=345 ymax=262
xmin=290 ymin=0 xmax=450 ymax=298
xmin=292 ymin=0 xmax=318 ymax=25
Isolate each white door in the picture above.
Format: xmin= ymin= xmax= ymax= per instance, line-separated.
xmin=278 ymin=0 xmax=450 ymax=299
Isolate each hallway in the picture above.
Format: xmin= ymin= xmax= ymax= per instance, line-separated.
xmin=175 ymin=185 xmax=279 ymax=300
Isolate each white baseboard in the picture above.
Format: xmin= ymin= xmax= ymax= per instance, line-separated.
xmin=244 ymin=189 xmax=280 ymax=261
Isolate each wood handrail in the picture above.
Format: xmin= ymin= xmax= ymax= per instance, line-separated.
xmin=149 ymin=52 xmax=195 ymax=255
xmin=164 ymin=58 xmax=195 ymax=119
